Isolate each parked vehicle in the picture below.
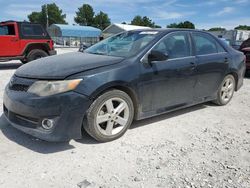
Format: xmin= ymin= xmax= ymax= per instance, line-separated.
xmin=209 ymin=30 xmax=250 ymax=50
xmin=240 ymin=47 xmax=250 ymax=70
xmin=0 ymin=21 xmax=56 ymax=63
xmin=3 ymin=29 xmax=246 ymax=142
xmin=79 ymin=42 xmax=91 ymax=52
xmin=240 ymin=38 xmax=250 ymax=50
xmin=239 ymin=38 xmax=250 ymax=70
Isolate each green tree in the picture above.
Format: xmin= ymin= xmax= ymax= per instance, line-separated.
xmin=167 ymin=21 xmax=195 ymax=29
xmin=74 ymin=4 xmax=95 ymax=26
xmin=28 ymin=12 xmax=41 ymax=23
xmin=234 ymin=25 xmax=250 ymax=30
xmin=131 ymin=15 xmax=144 ymax=26
xmin=166 ymin=23 xmax=178 ymax=28
xmin=154 ymin=25 xmax=162 ymax=28
xmin=131 ymin=15 xmax=160 ymax=28
xmin=94 ymin=11 xmax=111 ymax=30
xmin=141 ymin=16 xmax=155 ymax=27
xmin=208 ymin=27 xmax=226 ymax=31
xmin=181 ymin=21 xmax=195 ymax=29
xmin=28 ymin=3 xmax=67 ymax=28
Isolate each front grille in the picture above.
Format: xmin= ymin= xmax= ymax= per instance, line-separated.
xmin=8 ymin=75 xmax=35 ymax=92
xmin=9 ymin=84 xmax=29 ymax=92
xmin=4 ymin=105 xmax=39 ymax=128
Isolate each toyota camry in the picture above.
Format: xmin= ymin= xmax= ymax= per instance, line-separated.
xmin=3 ymin=29 xmax=246 ymax=142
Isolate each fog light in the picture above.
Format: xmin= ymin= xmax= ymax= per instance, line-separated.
xmin=41 ymin=119 xmax=54 ymax=130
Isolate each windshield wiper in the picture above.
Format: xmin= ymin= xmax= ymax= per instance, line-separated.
xmin=87 ymin=52 xmax=107 ymax=56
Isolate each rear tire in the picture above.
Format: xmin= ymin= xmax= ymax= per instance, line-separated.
xmin=83 ymin=90 xmax=134 ymax=142
xmin=26 ymin=49 xmax=48 ymax=62
xmin=213 ymin=74 xmax=235 ymax=106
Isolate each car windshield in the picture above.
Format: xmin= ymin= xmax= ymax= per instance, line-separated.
xmin=85 ymin=31 xmax=159 ymax=58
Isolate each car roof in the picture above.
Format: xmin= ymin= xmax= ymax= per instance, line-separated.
xmin=0 ymin=20 xmax=37 ymax=25
xmin=128 ymin=28 xmax=211 ymax=35
xmin=129 ymin=28 xmax=231 ymax=51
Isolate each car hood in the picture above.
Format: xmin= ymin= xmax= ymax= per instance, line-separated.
xmin=15 ymin=52 xmax=124 ymax=79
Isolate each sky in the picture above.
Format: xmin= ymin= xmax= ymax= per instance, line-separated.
xmin=0 ymin=0 xmax=250 ymax=29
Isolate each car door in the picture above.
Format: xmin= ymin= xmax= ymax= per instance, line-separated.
xmin=0 ymin=23 xmax=20 ymax=57
xmin=138 ymin=31 xmax=197 ymax=114
xmin=191 ymin=32 xmax=229 ymax=101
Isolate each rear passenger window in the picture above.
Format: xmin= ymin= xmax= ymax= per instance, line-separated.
xmin=21 ymin=24 xmax=46 ymax=36
xmin=153 ymin=32 xmax=191 ymax=59
xmin=193 ymin=33 xmax=217 ymax=55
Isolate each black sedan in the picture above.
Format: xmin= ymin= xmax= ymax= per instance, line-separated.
xmin=3 ymin=29 xmax=246 ymax=142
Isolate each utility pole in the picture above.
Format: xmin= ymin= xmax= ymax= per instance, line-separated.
xmin=46 ymin=4 xmax=49 ymax=29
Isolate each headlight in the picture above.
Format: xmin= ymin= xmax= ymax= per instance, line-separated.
xmin=28 ymin=79 xmax=82 ymax=97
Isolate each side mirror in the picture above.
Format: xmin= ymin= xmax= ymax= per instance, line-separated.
xmin=148 ymin=50 xmax=168 ymax=63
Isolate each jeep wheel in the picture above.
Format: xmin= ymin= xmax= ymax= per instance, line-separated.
xmin=26 ymin=49 xmax=48 ymax=62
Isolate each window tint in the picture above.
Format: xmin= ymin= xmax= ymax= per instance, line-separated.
xmin=153 ymin=32 xmax=190 ymax=59
xmin=217 ymin=42 xmax=226 ymax=53
xmin=85 ymin=31 xmax=158 ymax=58
xmin=0 ymin=24 xmax=15 ymax=35
xmin=21 ymin=24 xmax=46 ymax=36
xmin=193 ymin=33 xmax=219 ymax=55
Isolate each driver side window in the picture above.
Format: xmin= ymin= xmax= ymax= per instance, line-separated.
xmin=153 ymin=32 xmax=191 ymax=59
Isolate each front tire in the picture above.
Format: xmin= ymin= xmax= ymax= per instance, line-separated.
xmin=84 ymin=90 xmax=134 ymax=142
xmin=213 ymin=74 xmax=235 ymax=106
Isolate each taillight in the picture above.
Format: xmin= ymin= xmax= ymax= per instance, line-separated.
xmin=51 ymin=40 xmax=54 ymax=50
xmin=47 ymin=40 xmax=54 ymax=50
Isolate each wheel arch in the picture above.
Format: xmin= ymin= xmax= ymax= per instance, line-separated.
xmin=22 ymin=43 xmax=50 ymax=56
xmin=90 ymin=83 xmax=139 ymax=120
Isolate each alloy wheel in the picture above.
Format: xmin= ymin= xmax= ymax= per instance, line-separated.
xmin=95 ymin=97 xmax=130 ymax=136
xmin=220 ymin=77 xmax=235 ymax=103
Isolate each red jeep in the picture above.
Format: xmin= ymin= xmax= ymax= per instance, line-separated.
xmin=0 ymin=21 xmax=56 ymax=63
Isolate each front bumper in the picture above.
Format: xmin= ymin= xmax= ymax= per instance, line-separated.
xmin=3 ymin=86 xmax=91 ymax=142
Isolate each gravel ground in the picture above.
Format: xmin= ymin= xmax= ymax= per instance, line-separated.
xmin=0 ymin=48 xmax=249 ymax=188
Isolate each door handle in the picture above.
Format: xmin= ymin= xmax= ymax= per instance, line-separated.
xmin=224 ymin=57 xmax=228 ymax=63
xmin=190 ymin=62 xmax=196 ymax=69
